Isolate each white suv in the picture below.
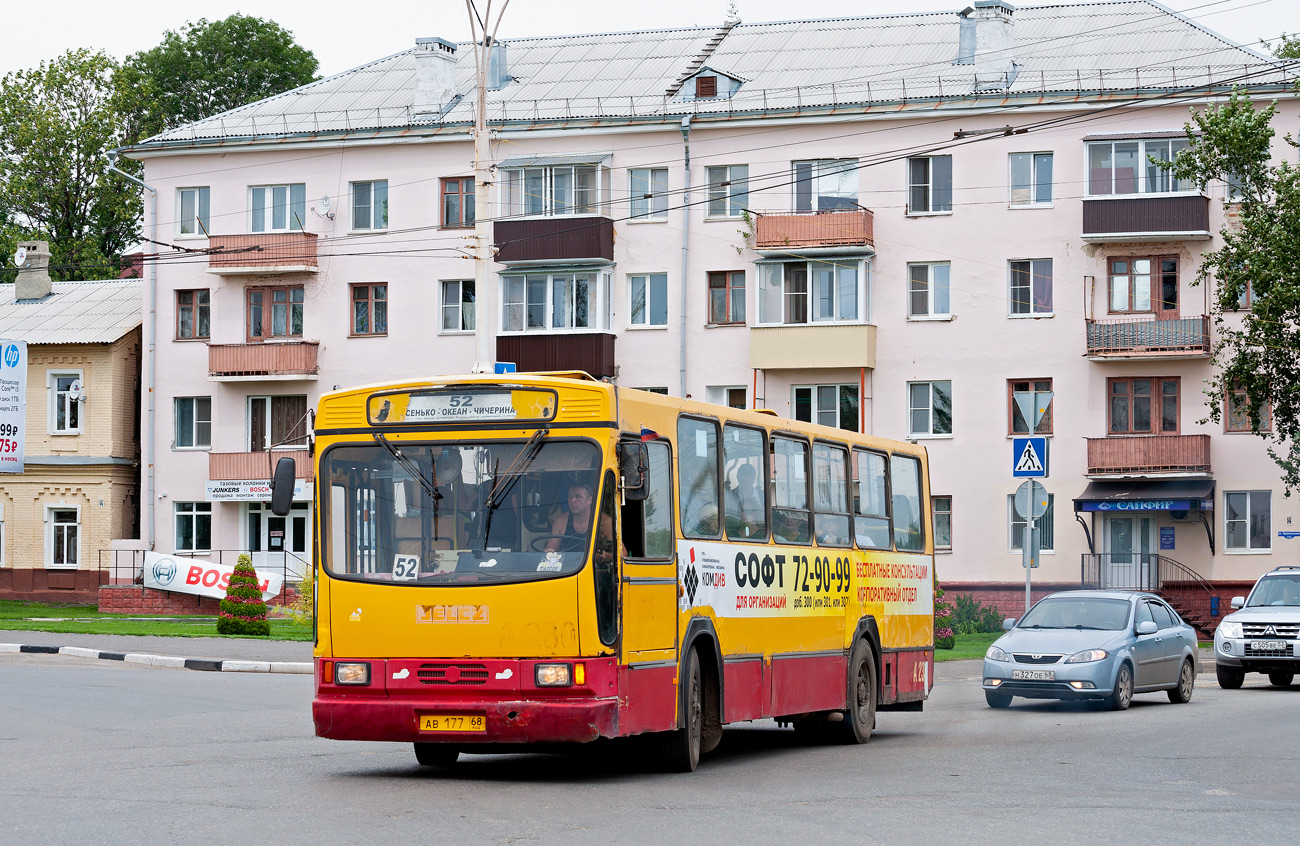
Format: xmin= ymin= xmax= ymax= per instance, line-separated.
xmin=1214 ymin=565 xmax=1300 ymax=688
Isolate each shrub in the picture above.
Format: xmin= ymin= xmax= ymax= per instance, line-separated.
xmin=217 ymin=553 xmax=271 ymax=637
xmin=288 ymin=568 xmax=315 ymax=626
xmin=933 ymin=571 xmax=955 ymax=650
xmin=951 ymin=593 xmax=1005 ymax=634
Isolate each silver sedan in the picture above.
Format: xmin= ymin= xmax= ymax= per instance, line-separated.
xmin=981 ymin=590 xmax=1198 ymax=710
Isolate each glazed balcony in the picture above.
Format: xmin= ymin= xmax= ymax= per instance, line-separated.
xmin=754 ymin=209 xmax=874 ymax=255
xmin=496 ymin=333 xmax=616 ymax=379
xmin=749 ymin=323 xmax=876 ymax=370
xmin=207 ymin=233 xmax=319 ymax=274
xmin=494 ymin=217 xmax=614 ymax=264
xmin=208 ymin=342 xmax=319 ymax=381
xmin=1081 ymin=196 xmax=1211 ymax=243
xmin=1086 ymin=435 xmax=1211 ymax=477
xmin=1085 ymin=315 xmax=1210 ymax=359
xmin=209 ymin=450 xmax=313 ymax=482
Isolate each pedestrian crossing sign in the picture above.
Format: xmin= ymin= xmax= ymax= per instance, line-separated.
xmin=1012 ymin=437 xmax=1049 ymax=478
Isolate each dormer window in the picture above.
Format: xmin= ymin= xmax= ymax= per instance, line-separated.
xmin=696 ymin=76 xmax=718 ymax=98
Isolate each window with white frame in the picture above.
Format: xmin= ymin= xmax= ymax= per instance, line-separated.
xmin=49 ymin=371 xmax=83 ymax=435
xmin=1008 ymin=493 xmax=1054 ymax=552
xmin=628 ymin=273 xmax=668 ymax=327
xmin=500 ymin=163 xmax=611 ymax=217
xmin=175 ymin=502 xmax=212 ymax=552
xmin=793 ymin=159 xmax=858 ymax=212
xmin=909 ymin=381 xmax=952 ymax=436
xmin=706 ymin=165 xmax=748 ymax=217
xmin=249 ymin=183 xmax=307 ymax=232
xmin=46 ymin=506 xmax=79 ymax=568
xmin=794 ymin=384 xmax=859 ymax=432
xmin=501 ymin=271 xmax=612 ymax=333
xmin=442 ymin=280 xmax=475 ymax=332
xmin=177 ymin=187 xmax=210 ymax=236
xmin=908 ymin=262 xmax=950 ymax=318
xmin=1009 ymin=153 xmax=1053 ymax=207
xmin=175 ymin=397 xmax=211 ymax=449
xmin=932 ymin=496 xmax=952 ymax=551
xmin=1225 ymin=490 xmax=1271 ymax=551
xmin=907 ymin=156 xmax=953 ymax=214
xmin=706 ymin=386 xmax=748 ymax=410
xmin=757 ymin=260 xmax=863 ymax=325
xmin=629 ymin=168 xmax=669 ymax=220
xmin=351 ymin=180 xmax=388 ymax=230
xmin=1009 ymin=259 xmax=1053 ymax=315
xmin=1087 ymin=138 xmax=1194 ymax=196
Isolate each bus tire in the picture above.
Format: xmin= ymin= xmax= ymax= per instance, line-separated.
xmin=413 ymin=743 xmax=459 ymax=767
xmin=657 ymin=647 xmax=703 ymax=772
xmin=835 ymin=639 xmax=877 ymax=745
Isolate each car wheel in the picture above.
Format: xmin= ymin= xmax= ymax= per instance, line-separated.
xmin=1167 ymin=659 xmax=1195 ymax=704
xmin=1108 ymin=663 xmax=1133 ymax=711
xmin=985 ymin=690 xmax=1012 ymax=709
xmin=413 ymin=743 xmax=459 ymax=767
xmin=1268 ymin=670 xmax=1294 ymax=688
xmin=1216 ymin=663 xmax=1245 ymax=690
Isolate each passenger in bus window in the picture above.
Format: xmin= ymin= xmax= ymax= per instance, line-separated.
xmin=546 ymin=482 xmax=597 ymax=553
xmin=724 ymin=463 xmax=764 ymax=538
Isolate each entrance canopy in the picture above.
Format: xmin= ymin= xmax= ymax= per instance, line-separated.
xmin=1073 ymin=479 xmax=1215 ymax=513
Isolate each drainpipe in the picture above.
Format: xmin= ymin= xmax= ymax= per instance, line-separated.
xmin=107 ymin=151 xmax=157 ymax=550
xmin=678 ymin=116 xmax=692 ymax=398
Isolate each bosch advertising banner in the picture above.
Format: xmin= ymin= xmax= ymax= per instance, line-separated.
xmin=0 ymin=339 xmax=27 ymax=473
xmin=143 ymin=551 xmax=284 ymax=600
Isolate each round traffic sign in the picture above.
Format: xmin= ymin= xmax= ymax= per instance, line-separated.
xmin=1014 ymin=480 xmax=1049 ymax=519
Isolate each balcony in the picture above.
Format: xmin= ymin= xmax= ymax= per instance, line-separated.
xmin=207 ymin=233 xmax=318 ymax=274
xmin=208 ymin=342 xmax=319 ymax=381
xmin=1086 ymin=435 xmax=1211 ymax=477
xmin=1085 ymin=315 xmax=1210 ymax=359
xmin=749 ymin=323 xmax=876 ymax=370
xmin=496 ymin=333 xmax=616 ymax=379
xmin=209 ymin=450 xmax=313 ymax=482
xmin=1081 ymin=195 xmax=1211 ymax=243
xmin=754 ymin=209 xmax=874 ymax=255
xmin=493 ymin=217 xmax=614 ymax=265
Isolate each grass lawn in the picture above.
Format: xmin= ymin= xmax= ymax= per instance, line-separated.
xmin=0 ymin=600 xmax=312 ymax=641
xmin=936 ymin=632 xmax=1001 ymax=662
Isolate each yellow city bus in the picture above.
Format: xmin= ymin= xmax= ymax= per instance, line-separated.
xmin=272 ymin=372 xmax=934 ymax=771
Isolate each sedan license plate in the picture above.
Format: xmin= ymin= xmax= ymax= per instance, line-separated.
xmin=419 ymin=714 xmax=486 ymax=733
xmin=1250 ymin=640 xmax=1289 ymax=651
xmin=1011 ymin=669 xmax=1055 ymax=681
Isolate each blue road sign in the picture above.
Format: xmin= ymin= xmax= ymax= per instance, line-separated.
xmin=494 ymin=362 xmax=517 ymax=374
xmin=1012 ymin=437 xmax=1048 ymax=478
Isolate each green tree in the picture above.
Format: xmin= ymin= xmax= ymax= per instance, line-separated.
xmin=1171 ymin=89 xmax=1300 ymax=489
xmin=217 ymin=553 xmax=271 ymax=637
xmin=0 ymin=49 xmax=139 ymax=283
xmin=1266 ymin=34 xmax=1300 ymax=59
xmin=123 ymin=14 xmax=318 ymax=133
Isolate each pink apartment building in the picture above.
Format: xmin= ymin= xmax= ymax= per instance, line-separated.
xmin=122 ymin=1 xmax=1298 ymax=623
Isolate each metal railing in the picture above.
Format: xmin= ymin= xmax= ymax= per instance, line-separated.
xmin=1081 ymin=553 xmax=1216 ymax=603
xmin=208 ymin=342 xmax=320 ymax=378
xmin=1085 ymin=315 xmax=1210 ymax=356
xmin=1085 ymin=434 xmax=1210 ymax=475
xmin=207 ymin=233 xmax=318 ymax=269
xmin=754 ymin=208 xmax=874 ymax=249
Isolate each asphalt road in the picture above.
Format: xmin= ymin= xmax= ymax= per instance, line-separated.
xmin=2 ymin=651 xmax=1296 ymax=845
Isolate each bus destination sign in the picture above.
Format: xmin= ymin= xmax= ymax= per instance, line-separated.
xmin=368 ymin=388 xmax=557 ymax=426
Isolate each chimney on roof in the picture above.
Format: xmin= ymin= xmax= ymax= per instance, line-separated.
xmin=485 ymin=37 xmax=509 ymax=91
xmin=956 ymin=1 xmax=1017 ymax=89
xmin=14 ymin=241 xmax=52 ymax=301
xmin=413 ymin=37 xmax=458 ymax=114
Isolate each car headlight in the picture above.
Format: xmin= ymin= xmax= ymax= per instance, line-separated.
xmin=1064 ymin=649 xmax=1108 ymax=664
xmin=1218 ymin=621 xmax=1243 ymax=639
xmin=986 ymin=646 xmax=1010 ymax=662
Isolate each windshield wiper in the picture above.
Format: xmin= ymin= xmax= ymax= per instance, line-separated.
xmin=475 ymin=427 xmax=549 ymax=555
xmin=372 ymin=433 xmax=440 ymax=502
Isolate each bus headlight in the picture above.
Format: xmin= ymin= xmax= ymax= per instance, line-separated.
xmin=335 ymin=662 xmax=371 ymax=685
xmin=535 ymin=663 xmax=572 ymax=687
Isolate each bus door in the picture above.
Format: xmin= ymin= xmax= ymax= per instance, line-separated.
xmin=618 ymin=438 xmax=678 ymax=658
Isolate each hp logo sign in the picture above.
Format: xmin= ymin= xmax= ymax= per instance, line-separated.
xmin=2 ymin=344 xmax=18 ymax=369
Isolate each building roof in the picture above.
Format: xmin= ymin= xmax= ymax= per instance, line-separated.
xmin=0 ymin=279 xmax=142 ymax=344
xmin=131 ymin=1 xmax=1293 ymax=150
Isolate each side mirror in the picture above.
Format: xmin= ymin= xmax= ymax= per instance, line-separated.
xmin=1002 ymin=618 xmax=1016 ymax=631
xmin=1230 ymin=596 xmax=1245 ymax=610
xmin=1136 ymin=620 xmax=1158 ymax=635
xmin=270 ymin=456 xmax=297 ymax=516
xmin=618 ymin=441 xmax=649 ymax=502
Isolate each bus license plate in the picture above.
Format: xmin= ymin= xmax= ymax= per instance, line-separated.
xmin=1250 ymin=640 xmax=1288 ymax=652
xmin=420 ymin=714 xmax=486 ymax=733
xmin=1011 ymin=669 xmax=1054 ymax=681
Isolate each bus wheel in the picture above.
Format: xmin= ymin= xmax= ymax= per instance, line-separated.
xmin=836 ymin=639 xmax=877 ymax=745
xmin=657 ymin=648 xmax=703 ymax=772
xmin=414 ymin=743 xmax=459 ymax=767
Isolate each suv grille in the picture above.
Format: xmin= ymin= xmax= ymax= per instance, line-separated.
xmin=1013 ymin=654 xmax=1062 ymax=664
xmin=417 ymin=663 xmax=491 ymax=685
xmin=1242 ymin=622 xmax=1300 ymax=639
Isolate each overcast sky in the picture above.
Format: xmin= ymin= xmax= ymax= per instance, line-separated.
xmin=3 ymin=0 xmax=1297 ymax=79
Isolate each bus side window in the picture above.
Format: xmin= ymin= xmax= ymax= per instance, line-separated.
xmin=722 ymin=424 xmax=767 ymax=541
xmin=890 ymin=453 xmax=925 ymax=552
xmin=771 ymin=435 xmax=811 ymax=544
xmin=677 ymin=417 xmax=721 ymax=538
xmin=621 ymin=440 xmax=673 ymax=559
xmin=812 ymin=442 xmax=851 ymax=547
xmin=852 ymin=449 xmax=891 ymax=549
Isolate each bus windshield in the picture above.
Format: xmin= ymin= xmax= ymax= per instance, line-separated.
xmin=321 ymin=437 xmax=604 ymax=585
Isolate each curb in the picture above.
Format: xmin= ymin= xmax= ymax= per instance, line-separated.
xmin=0 ymin=643 xmax=312 ymax=674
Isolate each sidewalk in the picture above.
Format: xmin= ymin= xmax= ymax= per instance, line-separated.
xmin=0 ymin=629 xmax=313 ymax=673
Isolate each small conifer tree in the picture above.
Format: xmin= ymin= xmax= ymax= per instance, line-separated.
xmin=217 ymin=553 xmax=271 ymax=636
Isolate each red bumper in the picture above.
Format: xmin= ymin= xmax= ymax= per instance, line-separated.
xmin=313 ymin=696 xmax=620 ymax=744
